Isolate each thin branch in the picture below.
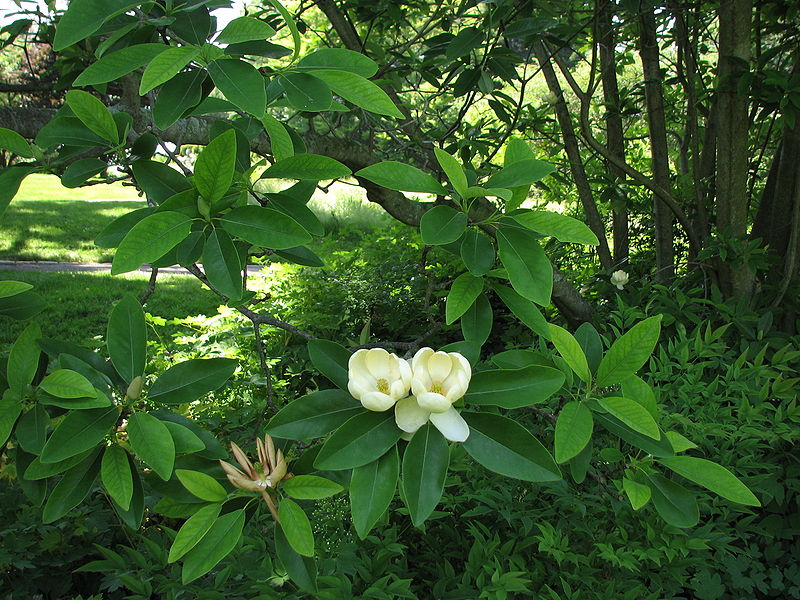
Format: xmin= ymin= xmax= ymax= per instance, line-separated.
xmin=139 ymin=268 xmax=158 ymax=304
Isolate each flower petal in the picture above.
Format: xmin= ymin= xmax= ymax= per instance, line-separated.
xmin=411 ymin=374 xmax=431 ymax=397
xmin=417 ymin=391 xmax=451 ymax=413
xmin=429 ymin=407 xmax=470 ymax=442
xmin=427 ymin=351 xmax=453 ymax=382
xmin=365 ymin=348 xmax=391 ymax=379
xmin=389 ymin=378 xmax=409 ymax=400
xmin=412 ymin=347 xmax=433 ymax=373
xmin=399 ymin=357 xmax=412 ymax=389
xmin=360 ymin=391 xmax=396 ymax=412
xmin=395 ymin=396 xmax=430 ymax=433
xmin=453 ymin=352 xmax=472 ymax=381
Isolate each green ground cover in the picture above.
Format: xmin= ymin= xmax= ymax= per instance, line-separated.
xmin=14 ymin=173 xmax=141 ymax=201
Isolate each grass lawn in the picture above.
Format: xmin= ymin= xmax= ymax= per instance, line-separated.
xmin=15 ymin=173 xmax=141 ymax=201
xmin=0 ymin=270 xmax=224 ymax=348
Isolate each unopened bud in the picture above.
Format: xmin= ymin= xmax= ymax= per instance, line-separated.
xmin=126 ymin=376 xmax=144 ymax=400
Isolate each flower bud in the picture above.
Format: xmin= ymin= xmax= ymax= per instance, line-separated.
xmin=126 ymin=376 xmax=144 ymax=400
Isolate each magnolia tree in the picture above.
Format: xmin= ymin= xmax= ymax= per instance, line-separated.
xmin=0 ymin=0 xmax=760 ymax=592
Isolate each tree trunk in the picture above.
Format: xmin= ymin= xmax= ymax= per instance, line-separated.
xmin=597 ymin=0 xmax=628 ymax=266
xmin=533 ymin=41 xmax=614 ymax=271
xmin=638 ymin=7 xmax=675 ymax=281
xmin=715 ymin=0 xmax=754 ymax=297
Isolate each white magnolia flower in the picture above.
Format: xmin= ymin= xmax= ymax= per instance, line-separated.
xmin=395 ymin=395 xmax=470 ymax=442
xmin=610 ymin=270 xmax=629 ymax=290
xmin=411 ymin=347 xmax=471 ymax=413
xmin=348 ymin=348 xmax=412 ymax=411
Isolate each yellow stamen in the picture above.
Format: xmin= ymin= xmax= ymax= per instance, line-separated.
xmin=430 ymin=382 xmax=443 ymax=394
xmin=377 ymin=378 xmax=390 ymax=394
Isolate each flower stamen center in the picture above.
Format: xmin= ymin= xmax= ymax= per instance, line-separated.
xmin=430 ymin=382 xmax=444 ymax=395
xmin=377 ymin=378 xmax=390 ymax=394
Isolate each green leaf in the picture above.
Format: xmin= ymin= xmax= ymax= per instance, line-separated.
xmin=496 ymin=226 xmax=552 ymax=306
xmin=202 ymin=228 xmax=243 ymax=300
xmin=461 ymin=292 xmax=493 ymax=345
xmin=40 ymin=388 xmax=110 ymax=410
xmin=266 ymin=389 xmax=362 ymax=440
xmin=554 ymin=402 xmax=593 ymax=463
xmin=126 ymin=412 xmax=175 ymax=480
xmin=279 ymin=498 xmax=315 ymax=556
xmin=446 ymin=26 xmax=484 ymax=59
xmin=419 ymin=205 xmax=467 ymax=245
xmin=623 ymin=477 xmax=651 ymax=510
xmin=297 ymin=48 xmax=378 ymax=77
xmin=355 ymin=161 xmax=446 ymax=195
xmin=219 ymin=206 xmax=312 ymax=250
xmin=485 ymin=160 xmax=555 ymax=188
xmin=15 ymin=405 xmax=48 ymax=455
xmin=596 ymin=315 xmax=663 ymax=387
xmin=401 ymin=423 xmax=449 ymax=526
xmin=282 ymin=475 xmax=343 ymax=500
xmin=665 ymin=431 xmax=697 ymax=453
xmin=149 ymin=358 xmax=237 ymax=405
xmin=216 ymin=16 xmax=275 ymax=44
xmin=131 ymin=160 xmax=191 ymax=204
xmin=446 ymin=273 xmax=483 ymax=325
xmin=0 ymin=280 xmax=33 ymax=298
xmin=314 ymin=411 xmax=402 ymax=471
xmin=647 ymin=473 xmax=699 ymax=528
xmin=261 ymin=114 xmax=294 ymax=162
xmin=268 ymin=194 xmax=324 ymax=237
xmin=164 ymin=421 xmax=206 ymax=454
xmin=53 ymin=0 xmax=139 ymax=51
xmin=112 ymin=212 xmax=192 ymax=275
xmin=513 ymin=210 xmax=599 ymax=245
xmin=574 ymin=322 xmax=603 ymax=374
xmin=207 ymin=58 xmax=266 ymax=117
xmin=24 ymin=448 xmax=94 ymax=480
xmin=65 ymin=90 xmax=118 ymax=144
xmin=107 ymin=294 xmax=146 ymax=384
xmin=195 ymin=129 xmax=237 ymax=204
xmin=0 ymin=390 xmax=22 ymax=448
xmin=168 ymin=503 xmax=221 ymax=562
xmin=74 ymin=43 xmax=167 ymax=86
xmin=0 ymin=166 xmax=37 ymax=220
xmin=40 ymin=406 xmax=118 ymax=464
xmin=153 ymin=69 xmax=207 ymax=130
xmin=462 ymin=412 xmax=560 ymax=482
xmin=279 ymin=72 xmax=332 ymax=111
xmin=658 ymin=456 xmax=760 ymax=506
xmin=101 ymin=444 xmax=133 ymax=510
xmin=176 ymin=469 xmax=228 ymax=502
xmin=433 ymin=148 xmax=467 ymax=197
xmin=61 ymin=158 xmax=107 ymax=188
xmin=492 ymin=284 xmax=550 ymax=339
xmin=39 ymin=369 xmax=95 ymax=399
xmin=8 ymin=322 xmax=41 ymax=392
xmin=460 ymin=229 xmax=495 ymax=276
xmin=139 ymin=45 xmax=200 ymax=95
xmin=261 ymin=153 xmax=350 ymax=180
xmin=465 ymin=366 xmax=564 ymax=409
xmin=42 ymin=449 xmax=101 ymax=523
xmin=181 ymin=509 xmax=245 ymax=583
xmin=0 ymin=127 xmax=33 ymax=157
xmin=308 ymin=70 xmax=403 ymax=118
xmin=170 ymin=6 xmax=213 ymax=45
xmin=307 ymin=339 xmax=350 ymax=391
xmin=274 ymin=526 xmax=318 ymax=593
xmin=549 ymin=324 xmax=591 ymax=383
xmin=621 ymin=374 xmax=658 ymax=418
xmin=592 ymin=411 xmax=674 ymax=457
xmin=349 ymin=447 xmax=398 ymax=539
xmin=597 ymin=397 xmax=660 ymax=439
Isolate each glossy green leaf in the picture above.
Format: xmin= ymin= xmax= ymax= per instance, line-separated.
xmin=279 ymin=498 xmax=315 ymax=556
xmin=446 ymin=273 xmax=483 ymax=325
xmin=0 ymin=280 xmax=33 ymax=298
xmin=554 ymin=401 xmax=593 ymax=463
xmin=8 ymin=322 xmax=41 ymax=393
xmin=164 ymin=421 xmax=206 ymax=454
xmin=592 ymin=411 xmax=674 ymax=457
xmin=202 ymin=228 xmax=243 ymax=300
xmin=274 ymin=525 xmax=318 ymax=593
xmin=596 ymin=315 xmax=663 ymax=387
xmin=219 ymin=206 xmax=312 ymax=250
xmin=623 ymin=477 xmax=652 ymax=510
xmin=181 ymin=509 xmax=245 ymax=583
xmin=658 ymin=456 xmax=760 ymax=506
xmin=446 ymin=26 xmax=484 ymax=59
xmin=40 ymin=406 xmax=118 ymax=463
xmin=297 ymin=48 xmax=378 ymax=77
xmin=168 ymin=503 xmax=221 ymax=562
xmin=647 ymin=473 xmax=699 ymax=528
xmin=15 ymin=405 xmax=48 ymax=455
xmin=401 ymin=423 xmax=449 ymax=526
xmin=101 ymin=444 xmax=133 ymax=510
xmin=485 ymin=159 xmax=555 ymax=188
xmin=355 ymin=161 xmax=446 ymax=195
xmin=176 ymin=469 xmax=228 ymax=502
xmin=0 ymin=166 xmax=37 ymax=220
xmin=309 ymin=70 xmax=403 ymax=118
xmin=39 ymin=369 xmax=95 ymax=399
xmin=307 ymin=339 xmax=350 ymax=391
xmin=460 ymin=229 xmax=495 ymax=276
xmin=461 ymin=292 xmax=493 ymax=345
xmin=574 ymin=322 xmax=603 ymax=374
xmin=266 ymin=389 xmax=362 ymax=440
xmin=139 ymin=45 xmax=200 ymax=94
xmin=0 ymin=390 xmax=22 ymax=447
xmin=621 ymin=374 xmax=658 ymax=418
xmin=261 ymin=153 xmax=350 ymax=180
xmin=216 ymin=16 xmax=275 ymax=44
xmin=314 ymin=411 xmax=402 ymax=471
xmin=112 ymin=212 xmax=192 ymax=275
xmin=42 ymin=449 xmax=101 ymax=523
xmin=496 ymin=226 xmax=552 ymax=306
xmin=513 ymin=210 xmax=599 ymax=245
xmin=53 ymin=0 xmax=138 ymax=50
xmin=95 ymin=208 xmax=156 ymax=249
xmin=149 ymin=358 xmax=237 ymax=405
xmin=279 ymin=72 xmax=332 ymax=111
xmin=465 ymin=366 xmax=564 ymax=409
xmin=61 ymin=157 xmax=107 ymax=188
xmin=153 ymin=69 xmax=206 ymax=130
xmin=350 ymin=447 xmax=398 ymax=539
xmin=665 ymin=431 xmax=697 ymax=453
xmin=0 ymin=127 xmax=33 ymax=157
xmin=74 ymin=43 xmax=167 ymax=86
xmin=131 ymin=160 xmax=191 ymax=204
xmin=261 ymin=114 xmax=294 ymax=161
xmin=549 ymin=324 xmax=591 ymax=383
xmin=433 ymin=148 xmax=467 ymax=197
xmin=597 ymin=397 xmax=660 ymax=439
xmin=65 ymin=90 xmax=118 ymax=144
xmin=419 ymin=205 xmax=467 ymax=245
xmin=492 ymin=284 xmax=550 ymax=339
xmin=107 ymin=294 xmax=146 ymax=384
xmin=462 ymin=412 xmax=561 ymax=482
xmin=126 ymin=412 xmax=175 ymax=480
xmin=208 ymin=58 xmax=266 ymax=117
xmin=24 ymin=448 xmax=94 ymax=480
xmin=195 ymin=129 xmax=236 ymax=204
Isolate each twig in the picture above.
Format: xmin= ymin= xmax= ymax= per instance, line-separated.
xmin=139 ymin=268 xmax=158 ymax=304
xmin=253 ymin=321 xmax=276 ymax=415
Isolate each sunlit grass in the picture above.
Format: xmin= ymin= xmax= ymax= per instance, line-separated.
xmin=14 ymin=173 xmax=141 ymax=201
